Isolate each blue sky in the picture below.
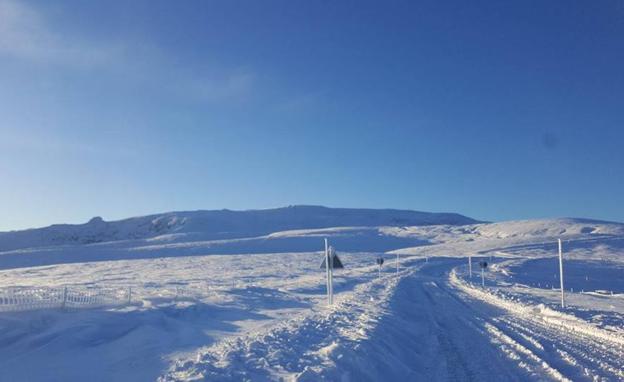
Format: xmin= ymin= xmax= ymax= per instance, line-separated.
xmin=1 ymin=0 xmax=623 ymax=230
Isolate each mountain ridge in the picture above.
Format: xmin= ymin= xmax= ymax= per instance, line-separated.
xmin=0 ymin=205 xmax=478 ymax=252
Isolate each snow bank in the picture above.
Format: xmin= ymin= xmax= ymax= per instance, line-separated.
xmin=450 ymin=270 xmax=624 ymax=346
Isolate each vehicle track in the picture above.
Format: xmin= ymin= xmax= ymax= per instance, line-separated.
xmin=439 ymin=259 xmax=624 ymax=381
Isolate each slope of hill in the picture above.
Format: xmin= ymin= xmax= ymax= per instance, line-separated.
xmin=0 ymin=205 xmax=478 ymax=252
xmin=0 ymin=216 xmax=622 ymax=381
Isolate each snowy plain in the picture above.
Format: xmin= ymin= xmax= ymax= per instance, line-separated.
xmin=0 ymin=207 xmax=623 ymax=381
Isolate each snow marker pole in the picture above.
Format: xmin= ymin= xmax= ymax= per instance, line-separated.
xmin=468 ymin=255 xmax=472 ymax=278
xmin=325 ymin=238 xmax=331 ymax=305
xmin=558 ymin=239 xmax=565 ymax=308
xmin=481 ymin=266 xmax=485 ymax=288
xmin=329 ymin=247 xmax=334 ymax=305
xmin=325 ymin=239 xmax=334 ymax=305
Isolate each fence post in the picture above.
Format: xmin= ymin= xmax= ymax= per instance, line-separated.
xmin=127 ymin=287 xmax=132 ymax=304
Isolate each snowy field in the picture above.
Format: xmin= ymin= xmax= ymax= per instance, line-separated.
xmin=0 ymin=210 xmax=623 ymax=381
xmin=0 ymin=251 xmax=393 ymax=381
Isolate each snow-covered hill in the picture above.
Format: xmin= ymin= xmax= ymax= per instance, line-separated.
xmin=0 ymin=205 xmax=478 ymax=252
xmin=0 ymin=212 xmax=623 ymax=381
xmin=1 ymin=212 xmax=623 ymax=271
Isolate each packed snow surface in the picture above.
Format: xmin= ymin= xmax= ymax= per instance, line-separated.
xmin=0 ymin=211 xmax=623 ymax=381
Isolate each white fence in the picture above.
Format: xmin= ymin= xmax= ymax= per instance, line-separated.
xmin=0 ymin=282 xmax=242 ymax=313
xmin=0 ymin=286 xmax=131 ymax=312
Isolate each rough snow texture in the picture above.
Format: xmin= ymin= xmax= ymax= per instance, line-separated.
xmin=0 ymin=214 xmax=622 ymax=381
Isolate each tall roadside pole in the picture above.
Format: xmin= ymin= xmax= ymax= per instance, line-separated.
xmin=468 ymin=255 xmax=472 ymax=278
xmin=558 ymin=239 xmax=565 ymax=308
xmin=325 ymin=238 xmax=332 ymax=305
xmin=328 ymin=247 xmax=334 ymax=304
xmin=481 ymin=264 xmax=485 ymax=287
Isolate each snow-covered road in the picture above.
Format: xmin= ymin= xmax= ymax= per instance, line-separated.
xmin=315 ymin=259 xmax=531 ymax=381
xmin=162 ymin=258 xmax=624 ymax=381
xmin=362 ymin=259 xmax=624 ymax=381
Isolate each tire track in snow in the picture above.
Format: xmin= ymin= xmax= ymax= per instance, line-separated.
xmin=495 ymin=316 xmax=624 ymax=381
xmin=484 ymin=322 xmax=570 ymax=381
xmin=451 ymin=267 xmax=624 ymax=381
xmin=420 ymin=274 xmax=563 ymax=381
xmin=415 ymin=267 xmax=526 ymax=381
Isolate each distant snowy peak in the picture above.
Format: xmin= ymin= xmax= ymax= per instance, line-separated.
xmin=0 ymin=206 xmax=478 ymax=251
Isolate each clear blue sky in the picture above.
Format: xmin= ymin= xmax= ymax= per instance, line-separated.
xmin=1 ymin=0 xmax=623 ymax=230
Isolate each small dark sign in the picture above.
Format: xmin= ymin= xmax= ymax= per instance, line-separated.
xmin=479 ymin=261 xmax=488 ymax=269
xmin=376 ymin=257 xmax=384 ymax=266
xmin=320 ymin=253 xmax=344 ymax=269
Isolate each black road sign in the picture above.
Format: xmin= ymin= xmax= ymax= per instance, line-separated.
xmin=479 ymin=261 xmax=488 ymax=269
xmin=376 ymin=257 xmax=384 ymax=266
xmin=320 ymin=253 xmax=344 ymax=269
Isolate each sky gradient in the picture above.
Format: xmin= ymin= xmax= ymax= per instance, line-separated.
xmin=1 ymin=0 xmax=623 ymax=230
